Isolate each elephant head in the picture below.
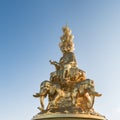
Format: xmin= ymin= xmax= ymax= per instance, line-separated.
xmin=33 ymin=80 xmax=52 ymax=111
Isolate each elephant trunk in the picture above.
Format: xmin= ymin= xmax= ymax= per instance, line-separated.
xmin=84 ymin=92 xmax=92 ymax=108
xmin=40 ymin=95 xmax=44 ymax=110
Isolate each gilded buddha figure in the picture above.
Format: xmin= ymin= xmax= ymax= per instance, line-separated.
xmin=50 ymin=25 xmax=85 ymax=83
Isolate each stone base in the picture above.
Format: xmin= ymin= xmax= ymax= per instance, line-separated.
xmin=32 ymin=113 xmax=107 ymax=120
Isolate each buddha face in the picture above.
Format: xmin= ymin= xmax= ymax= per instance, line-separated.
xmin=59 ymin=41 xmax=74 ymax=54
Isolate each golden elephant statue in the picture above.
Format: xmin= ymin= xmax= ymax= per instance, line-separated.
xmin=72 ymin=79 xmax=102 ymax=112
xmin=33 ymin=80 xmax=65 ymax=111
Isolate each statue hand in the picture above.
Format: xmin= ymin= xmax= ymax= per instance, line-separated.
xmin=49 ymin=60 xmax=55 ymax=64
xmin=49 ymin=60 xmax=58 ymax=65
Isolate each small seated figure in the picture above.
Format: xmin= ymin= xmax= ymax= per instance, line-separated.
xmin=59 ymin=51 xmax=77 ymax=80
xmin=50 ymin=51 xmax=77 ymax=80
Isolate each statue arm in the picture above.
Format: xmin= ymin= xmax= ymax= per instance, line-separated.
xmin=49 ymin=60 xmax=60 ymax=70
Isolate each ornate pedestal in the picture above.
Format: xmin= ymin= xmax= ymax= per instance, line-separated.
xmin=32 ymin=113 xmax=107 ymax=120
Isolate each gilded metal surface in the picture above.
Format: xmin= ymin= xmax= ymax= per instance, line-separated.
xmin=33 ymin=25 xmax=106 ymax=120
xmin=32 ymin=113 xmax=106 ymax=120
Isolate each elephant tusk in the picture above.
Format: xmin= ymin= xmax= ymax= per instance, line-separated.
xmin=33 ymin=93 xmax=40 ymax=97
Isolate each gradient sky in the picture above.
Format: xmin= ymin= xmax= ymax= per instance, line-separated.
xmin=0 ymin=0 xmax=120 ymax=120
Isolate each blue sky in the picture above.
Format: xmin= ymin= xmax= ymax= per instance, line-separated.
xmin=0 ymin=0 xmax=120 ymax=120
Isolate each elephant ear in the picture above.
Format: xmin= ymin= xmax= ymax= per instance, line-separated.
xmin=79 ymin=85 xmax=85 ymax=95
xmin=50 ymin=85 xmax=56 ymax=95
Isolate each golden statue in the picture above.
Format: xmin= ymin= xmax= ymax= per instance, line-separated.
xmin=33 ymin=25 xmax=106 ymax=120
